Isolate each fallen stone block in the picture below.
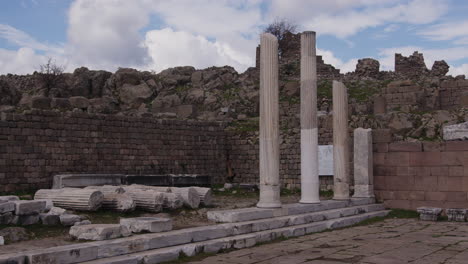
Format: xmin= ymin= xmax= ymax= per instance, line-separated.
xmin=443 ymin=122 xmax=468 ymax=140
xmin=60 ymin=214 xmax=82 ymax=226
xmin=35 ymin=199 xmax=54 ymax=212
xmin=446 ymin=208 xmax=467 ymax=222
xmin=40 ymin=213 xmax=61 ymax=225
xmin=69 ymin=224 xmax=131 ymax=241
xmin=0 ymin=227 xmax=31 ymax=243
xmin=74 ymin=220 xmax=92 ymax=226
xmin=49 ymin=206 xmax=67 ymax=215
xmin=11 ymin=214 xmax=40 ymax=225
xmin=35 ymin=188 xmax=104 ymax=211
xmin=120 ymin=217 xmax=172 ymax=233
xmin=0 ymin=212 xmax=13 ymax=224
xmin=417 ymin=207 xmax=442 ymax=221
xmin=0 ymin=196 xmax=19 ymax=202
xmin=14 ymin=200 xmax=47 ymax=215
xmin=0 ymin=202 xmax=15 ymax=214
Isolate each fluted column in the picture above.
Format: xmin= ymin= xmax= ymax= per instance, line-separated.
xmin=332 ymin=81 xmax=350 ymax=200
xmin=300 ymin=31 xmax=320 ymax=203
xmin=257 ymin=33 xmax=281 ymax=208
xmin=353 ymin=128 xmax=374 ymax=198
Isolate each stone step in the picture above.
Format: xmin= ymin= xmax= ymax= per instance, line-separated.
xmin=208 ymin=197 xmax=375 ymax=223
xmin=0 ymin=202 xmax=384 ymax=264
xmin=81 ymin=210 xmax=390 ymax=264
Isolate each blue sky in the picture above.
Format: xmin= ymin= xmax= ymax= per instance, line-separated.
xmin=1 ymin=0 xmax=468 ymax=76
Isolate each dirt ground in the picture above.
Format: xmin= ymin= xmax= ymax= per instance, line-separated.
xmin=0 ymin=189 xmax=310 ymax=255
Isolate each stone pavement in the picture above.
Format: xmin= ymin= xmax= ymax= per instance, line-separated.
xmin=189 ymin=218 xmax=468 ymax=264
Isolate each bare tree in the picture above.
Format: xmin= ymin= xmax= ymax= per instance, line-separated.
xmin=264 ymin=18 xmax=298 ymax=41
xmin=37 ymin=58 xmax=65 ymax=96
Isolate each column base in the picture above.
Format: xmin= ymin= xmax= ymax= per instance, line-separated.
xmin=352 ymin=185 xmax=375 ymax=198
xmin=257 ymin=201 xmax=282 ymax=208
xmin=299 ymin=198 xmax=321 ymax=204
xmin=333 ymin=183 xmax=350 ymax=200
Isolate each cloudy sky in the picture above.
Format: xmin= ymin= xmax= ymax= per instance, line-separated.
xmin=1 ymin=0 xmax=467 ymax=76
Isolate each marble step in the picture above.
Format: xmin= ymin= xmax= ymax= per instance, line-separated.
xmin=0 ymin=202 xmax=383 ymax=264
xmin=82 ymin=210 xmax=390 ymax=264
xmin=207 ymin=197 xmax=376 ymax=223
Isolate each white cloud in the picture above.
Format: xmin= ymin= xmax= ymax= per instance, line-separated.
xmin=419 ymin=20 xmax=468 ymax=42
xmin=317 ymin=48 xmax=358 ymax=73
xmin=0 ymin=47 xmax=45 ymax=74
xmin=66 ymin=0 xmax=151 ymax=70
xmin=450 ymin=64 xmax=468 ymax=76
xmin=144 ymin=28 xmax=253 ymax=73
xmin=270 ymin=0 xmax=448 ymax=38
xmin=0 ymin=24 xmax=63 ymax=53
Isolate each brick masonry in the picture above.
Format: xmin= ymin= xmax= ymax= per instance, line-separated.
xmin=0 ymin=110 xmax=227 ymax=192
xmin=373 ymin=137 xmax=468 ymax=210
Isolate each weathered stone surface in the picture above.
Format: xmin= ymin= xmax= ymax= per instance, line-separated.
xmin=14 ymin=200 xmax=46 ymax=215
xmin=51 ymin=97 xmax=71 ymax=110
xmin=0 ymin=202 xmax=15 ymax=214
xmin=49 ymin=206 xmax=67 ymax=215
xmin=446 ymin=208 xmax=467 ymax=222
xmin=431 ymin=60 xmax=449 ymax=76
xmin=30 ymin=96 xmax=51 ymax=109
xmin=0 ymin=196 xmax=19 ymax=202
xmin=40 ymin=213 xmax=61 ymax=225
xmin=27 ymin=243 xmax=98 ymax=264
xmin=69 ymin=96 xmax=90 ymax=109
xmin=417 ymin=207 xmax=442 ymax=221
xmin=69 ymin=224 xmax=131 ymax=241
xmin=0 ymin=236 xmax=3 ymax=246
xmin=355 ymin=58 xmax=380 ymax=77
xmin=120 ymin=83 xmax=153 ymax=106
xmin=52 ymin=174 xmax=125 ymax=189
xmin=0 ymin=212 xmax=13 ymax=224
xmin=11 ymin=214 xmax=40 ymax=225
xmin=74 ymin=220 xmax=92 ymax=226
xmin=120 ymin=217 xmax=172 ymax=233
xmin=60 ymin=214 xmax=82 ymax=226
xmin=0 ymin=227 xmax=30 ymax=243
xmin=34 ymin=199 xmax=53 ymax=212
xmin=443 ymin=121 xmax=468 ymax=140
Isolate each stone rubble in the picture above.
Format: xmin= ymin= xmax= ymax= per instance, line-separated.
xmin=120 ymin=217 xmax=172 ymax=233
xmin=69 ymin=224 xmax=131 ymax=241
xmin=446 ymin=208 xmax=467 ymax=222
xmin=416 ymin=207 xmax=442 ymax=221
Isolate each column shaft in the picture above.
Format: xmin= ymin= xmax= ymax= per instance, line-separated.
xmin=257 ymin=33 xmax=281 ymax=208
xmin=300 ymin=31 xmax=320 ymax=203
xmin=332 ymin=81 xmax=350 ymax=200
xmin=353 ymin=128 xmax=374 ymax=198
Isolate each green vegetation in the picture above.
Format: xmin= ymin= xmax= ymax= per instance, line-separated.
xmin=346 ymin=80 xmax=380 ymax=103
xmin=83 ymin=210 xmax=146 ymax=224
xmin=318 ymin=80 xmax=332 ymax=99
xmin=226 ymin=118 xmax=259 ymax=133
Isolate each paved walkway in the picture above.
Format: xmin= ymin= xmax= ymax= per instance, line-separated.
xmin=189 ymin=218 xmax=468 ymax=264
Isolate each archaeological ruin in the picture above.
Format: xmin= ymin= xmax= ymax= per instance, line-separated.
xmin=0 ymin=29 xmax=467 ymax=263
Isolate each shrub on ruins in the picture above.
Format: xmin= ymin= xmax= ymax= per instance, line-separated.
xmin=36 ymin=58 xmax=65 ymax=97
xmin=264 ymin=18 xmax=298 ymax=56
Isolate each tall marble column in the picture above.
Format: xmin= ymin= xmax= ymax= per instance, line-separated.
xmin=257 ymin=33 xmax=281 ymax=208
xmin=353 ymin=128 xmax=374 ymax=198
xmin=332 ymin=81 xmax=350 ymax=200
xmin=300 ymin=31 xmax=320 ymax=203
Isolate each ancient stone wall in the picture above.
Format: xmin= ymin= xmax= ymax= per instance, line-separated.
xmin=373 ymin=130 xmax=468 ymax=210
xmin=440 ymin=79 xmax=468 ymax=110
xmin=0 ymin=110 xmax=227 ymax=192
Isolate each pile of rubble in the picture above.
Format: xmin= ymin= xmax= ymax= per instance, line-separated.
xmin=417 ymin=207 xmax=468 ymax=222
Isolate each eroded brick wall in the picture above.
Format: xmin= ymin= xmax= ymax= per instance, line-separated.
xmin=0 ymin=110 xmax=227 ymax=192
xmin=373 ymin=131 xmax=468 ymax=210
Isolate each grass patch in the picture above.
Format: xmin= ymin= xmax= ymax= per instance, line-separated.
xmin=387 ymin=209 xmax=419 ymax=219
xmin=226 ymin=118 xmax=259 ymax=133
xmin=0 ymin=190 xmax=36 ymax=199
xmin=212 ymin=187 xmax=259 ymax=198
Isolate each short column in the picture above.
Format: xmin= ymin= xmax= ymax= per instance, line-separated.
xmin=257 ymin=33 xmax=281 ymax=208
xmin=332 ymin=81 xmax=350 ymax=200
xmin=353 ymin=128 xmax=374 ymax=198
xmin=300 ymin=31 xmax=320 ymax=204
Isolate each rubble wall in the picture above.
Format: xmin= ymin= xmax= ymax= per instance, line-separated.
xmin=0 ymin=110 xmax=227 ymax=192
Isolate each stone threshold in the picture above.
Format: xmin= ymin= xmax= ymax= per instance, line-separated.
xmin=0 ymin=200 xmax=383 ymax=264
xmin=207 ymin=197 xmax=376 ymax=223
xmin=81 ymin=210 xmax=390 ymax=264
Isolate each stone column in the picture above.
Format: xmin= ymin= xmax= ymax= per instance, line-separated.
xmin=257 ymin=33 xmax=281 ymax=208
xmin=332 ymin=81 xmax=350 ymax=200
xmin=300 ymin=31 xmax=320 ymax=203
xmin=353 ymin=128 xmax=374 ymax=198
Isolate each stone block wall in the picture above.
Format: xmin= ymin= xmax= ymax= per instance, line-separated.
xmin=0 ymin=110 xmax=227 ymax=192
xmin=373 ymin=136 xmax=468 ymax=210
xmin=440 ymin=79 xmax=468 ymax=109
